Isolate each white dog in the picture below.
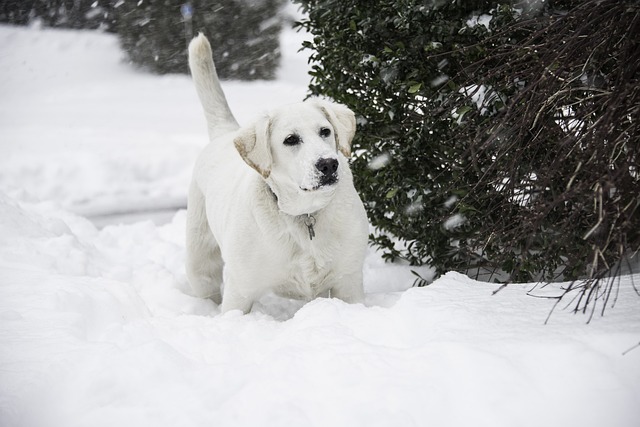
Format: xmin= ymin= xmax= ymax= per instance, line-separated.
xmin=185 ymin=34 xmax=368 ymax=314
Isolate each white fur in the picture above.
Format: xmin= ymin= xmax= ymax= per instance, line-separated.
xmin=185 ymin=34 xmax=368 ymax=314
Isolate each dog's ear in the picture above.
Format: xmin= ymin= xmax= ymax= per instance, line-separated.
xmin=312 ymin=99 xmax=356 ymax=157
xmin=233 ymin=116 xmax=272 ymax=179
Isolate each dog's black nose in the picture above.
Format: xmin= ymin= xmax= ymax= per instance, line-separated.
xmin=316 ymin=158 xmax=339 ymax=177
xmin=316 ymin=158 xmax=339 ymax=186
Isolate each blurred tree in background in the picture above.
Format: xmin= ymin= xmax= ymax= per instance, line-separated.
xmin=0 ymin=0 xmax=285 ymax=79
xmin=0 ymin=0 xmax=117 ymax=30
xmin=116 ymin=0 xmax=285 ymax=78
xmin=295 ymin=0 xmax=639 ymax=312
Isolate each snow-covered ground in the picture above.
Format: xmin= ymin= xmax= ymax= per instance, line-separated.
xmin=1 ymin=15 xmax=639 ymax=427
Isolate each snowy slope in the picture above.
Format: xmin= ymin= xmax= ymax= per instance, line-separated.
xmin=1 ymin=193 xmax=639 ymax=427
xmin=1 ymin=21 xmax=640 ymax=427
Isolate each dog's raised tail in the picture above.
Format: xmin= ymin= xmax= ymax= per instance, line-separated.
xmin=188 ymin=33 xmax=239 ymax=138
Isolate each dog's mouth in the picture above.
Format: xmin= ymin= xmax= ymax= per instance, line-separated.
xmin=301 ymin=175 xmax=338 ymax=192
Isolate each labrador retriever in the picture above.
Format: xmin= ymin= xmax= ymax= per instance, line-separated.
xmin=185 ymin=34 xmax=368 ymax=314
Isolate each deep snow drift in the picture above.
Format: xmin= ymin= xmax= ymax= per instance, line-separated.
xmin=1 ymin=21 xmax=639 ymax=427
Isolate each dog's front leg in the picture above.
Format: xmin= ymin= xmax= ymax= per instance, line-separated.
xmin=219 ymin=276 xmax=256 ymax=314
xmin=330 ymin=271 xmax=365 ymax=305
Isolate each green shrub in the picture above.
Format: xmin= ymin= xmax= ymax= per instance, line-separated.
xmin=116 ymin=0 xmax=284 ymax=78
xmin=294 ymin=0 xmax=639 ymax=301
xmin=295 ymin=0 xmax=514 ymax=275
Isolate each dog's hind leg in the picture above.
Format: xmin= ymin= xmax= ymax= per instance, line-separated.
xmin=185 ymin=182 xmax=223 ymax=304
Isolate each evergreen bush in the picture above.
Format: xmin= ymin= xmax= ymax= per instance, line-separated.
xmin=295 ymin=0 xmax=639 ymax=312
xmin=294 ymin=0 xmax=515 ymax=275
xmin=116 ymin=0 xmax=284 ymax=78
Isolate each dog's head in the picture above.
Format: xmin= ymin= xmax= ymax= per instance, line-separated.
xmin=234 ymin=99 xmax=356 ymax=216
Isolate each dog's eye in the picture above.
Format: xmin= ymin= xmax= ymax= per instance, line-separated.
xmin=319 ymin=127 xmax=332 ymax=138
xmin=283 ymin=134 xmax=301 ymax=146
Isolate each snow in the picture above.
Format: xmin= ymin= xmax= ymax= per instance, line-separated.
xmin=1 ymin=17 xmax=640 ymax=427
xmin=466 ymin=14 xmax=492 ymax=30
